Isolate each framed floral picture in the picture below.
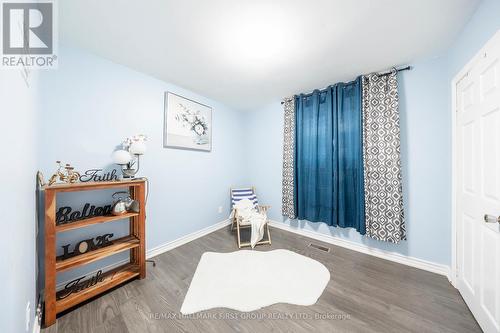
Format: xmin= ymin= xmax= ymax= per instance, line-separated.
xmin=163 ymin=92 xmax=212 ymax=151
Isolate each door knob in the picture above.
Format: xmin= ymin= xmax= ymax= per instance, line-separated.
xmin=484 ymin=214 xmax=500 ymax=224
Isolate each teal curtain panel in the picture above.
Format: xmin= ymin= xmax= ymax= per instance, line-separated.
xmin=294 ymin=78 xmax=365 ymax=234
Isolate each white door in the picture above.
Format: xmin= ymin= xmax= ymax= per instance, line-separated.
xmin=456 ymin=30 xmax=500 ymax=333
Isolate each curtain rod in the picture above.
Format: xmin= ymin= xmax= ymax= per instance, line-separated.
xmin=281 ymin=65 xmax=412 ymax=104
xmin=378 ymin=65 xmax=411 ymax=76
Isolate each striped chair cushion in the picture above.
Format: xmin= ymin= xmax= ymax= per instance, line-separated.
xmin=231 ymin=188 xmax=258 ymax=208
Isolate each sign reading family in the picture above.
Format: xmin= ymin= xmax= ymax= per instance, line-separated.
xmin=1 ymin=0 xmax=58 ymax=69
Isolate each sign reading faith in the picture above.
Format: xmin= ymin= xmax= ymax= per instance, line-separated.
xmin=58 ymin=270 xmax=105 ymax=300
xmin=79 ymin=169 xmax=119 ymax=182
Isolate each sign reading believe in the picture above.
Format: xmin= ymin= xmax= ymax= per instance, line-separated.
xmin=56 ymin=203 xmax=113 ymax=225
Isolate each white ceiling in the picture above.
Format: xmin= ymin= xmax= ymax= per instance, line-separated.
xmin=60 ymin=0 xmax=480 ymax=111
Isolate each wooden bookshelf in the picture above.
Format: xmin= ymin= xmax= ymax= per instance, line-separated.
xmin=43 ymin=180 xmax=146 ymax=327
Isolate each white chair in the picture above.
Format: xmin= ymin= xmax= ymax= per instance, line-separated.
xmin=230 ymin=187 xmax=272 ymax=248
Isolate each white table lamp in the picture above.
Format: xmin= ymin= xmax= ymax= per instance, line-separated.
xmin=112 ymin=136 xmax=147 ymax=178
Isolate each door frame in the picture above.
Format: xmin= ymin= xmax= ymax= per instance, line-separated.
xmin=451 ymin=29 xmax=500 ymax=288
xmin=450 ymin=64 xmax=468 ymax=288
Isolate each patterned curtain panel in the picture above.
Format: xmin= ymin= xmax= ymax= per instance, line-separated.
xmin=282 ymin=97 xmax=296 ymax=219
xmin=362 ymin=71 xmax=406 ymax=243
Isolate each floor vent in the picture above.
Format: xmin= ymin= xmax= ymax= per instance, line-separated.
xmin=308 ymin=243 xmax=330 ymax=253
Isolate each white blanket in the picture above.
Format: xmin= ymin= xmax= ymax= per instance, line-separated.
xmin=230 ymin=199 xmax=267 ymax=247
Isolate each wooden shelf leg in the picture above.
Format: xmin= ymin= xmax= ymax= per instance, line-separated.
xmin=44 ymin=190 xmax=57 ymax=326
xmin=129 ymin=186 xmax=137 ymax=266
xmin=129 ymin=184 xmax=146 ymax=279
xmin=137 ymin=183 xmax=146 ymax=278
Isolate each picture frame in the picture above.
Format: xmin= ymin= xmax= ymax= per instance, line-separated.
xmin=163 ymin=92 xmax=212 ymax=152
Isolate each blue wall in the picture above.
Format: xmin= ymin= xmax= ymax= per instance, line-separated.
xmin=448 ymin=0 xmax=500 ymax=78
xmin=0 ymin=71 xmax=39 ymax=332
xmin=36 ymin=46 xmax=247 ymax=283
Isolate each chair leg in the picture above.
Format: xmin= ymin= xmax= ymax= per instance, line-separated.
xmin=230 ymin=209 xmax=237 ymax=232
xmin=266 ymin=222 xmax=272 ymax=245
xmin=236 ymin=222 xmax=242 ymax=248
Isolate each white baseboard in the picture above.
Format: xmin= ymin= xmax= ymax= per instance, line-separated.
xmin=32 ymin=314 xmax=40 ymax=333
xmin=268 ymin=220 xmax=451 ymax=279
xmin=147 ymin=219 xmax=231 ymax=259
xmin=56 ymin=219 xmax=231 ymax=290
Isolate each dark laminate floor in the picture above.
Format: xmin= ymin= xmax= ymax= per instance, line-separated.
xmin=42 ymin=227 xmax=481 ymax=333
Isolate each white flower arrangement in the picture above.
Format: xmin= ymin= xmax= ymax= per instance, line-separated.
xmin=175 ymin=103 xmax=208 ymax=137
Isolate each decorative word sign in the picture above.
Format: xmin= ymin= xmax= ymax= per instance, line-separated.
xmin=79 ymin=169 xmax=119 ymax=182
xmin=59 ymin=233 xmax=114 ymax=260
xmin=56 ymin=203 xmax=113 ymax=225
xmin=58 ymin=270 xmax=105 ymax=300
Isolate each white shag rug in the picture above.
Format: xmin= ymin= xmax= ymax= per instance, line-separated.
xmin=180 ymin=249 xmax=330 ymax=314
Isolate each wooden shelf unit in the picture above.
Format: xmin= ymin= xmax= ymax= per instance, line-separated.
xmin=44 ymin=180 xmax=146 ymax=327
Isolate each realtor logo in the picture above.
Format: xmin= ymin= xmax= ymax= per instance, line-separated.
xmin=1 ymin=0 xmax=57 ymax=69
